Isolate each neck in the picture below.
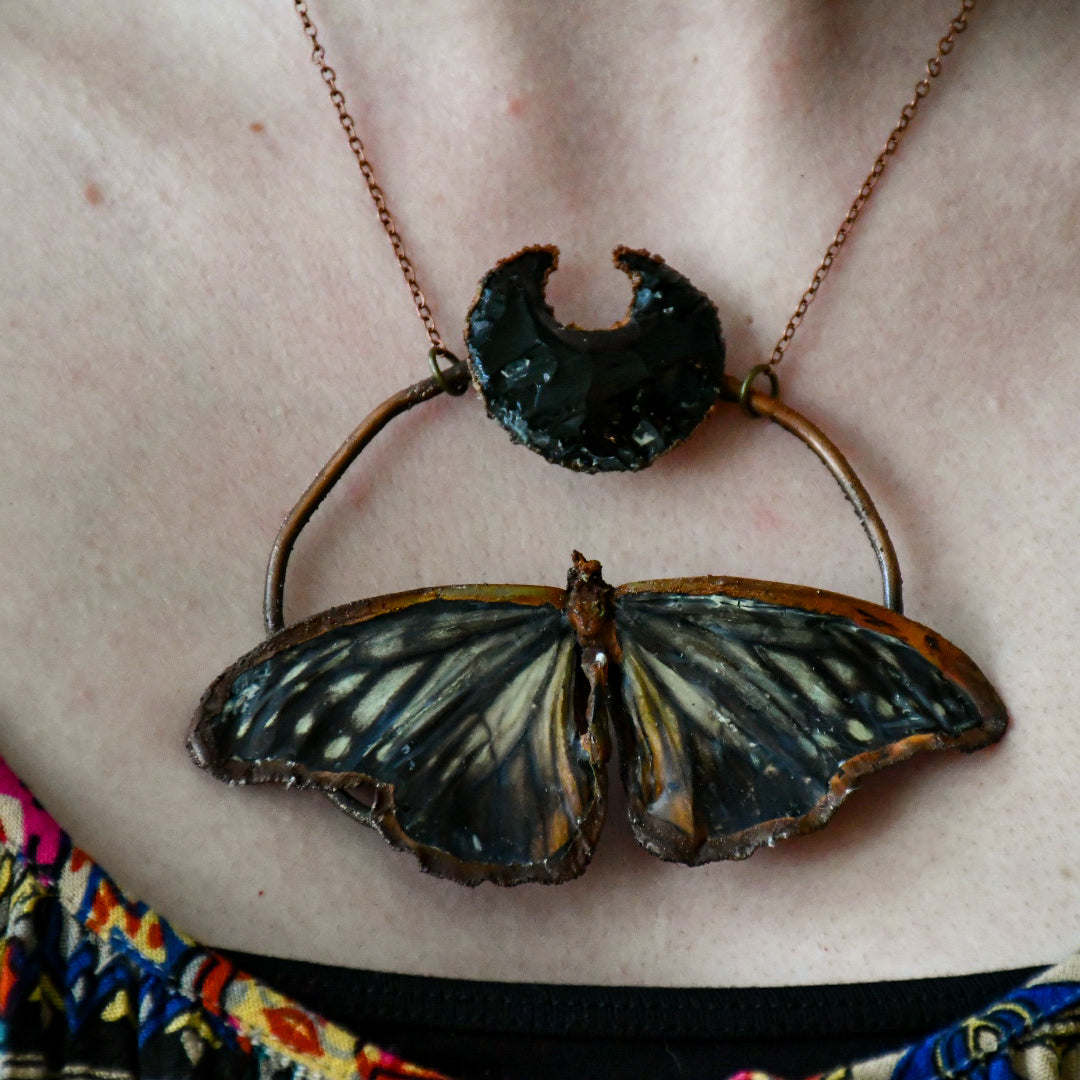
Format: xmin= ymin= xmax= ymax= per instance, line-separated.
xmin=295 ymin=1 xmax=966 ymax=333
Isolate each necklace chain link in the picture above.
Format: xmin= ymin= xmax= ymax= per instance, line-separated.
xmin=292 ymin=0 xmax=976 ymax=371
xmin=768 ymin=0 xmax=976 ymax=372
xmin=293 ymin=0 xmax=446 ymax=352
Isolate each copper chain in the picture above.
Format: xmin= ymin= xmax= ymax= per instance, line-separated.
xmin=292 ymin=0 xmax=446 ymax=353
xmin=767 ymin=0 xmax=976 ymax=374
xmin=292 ymin=0 xmax=975 ymax=374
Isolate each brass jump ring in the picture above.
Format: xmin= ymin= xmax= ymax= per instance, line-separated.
xmin=428 ymin=346 xmax=469 ymax=396
xmin=738 ymin=364 xmax=780 ymax=416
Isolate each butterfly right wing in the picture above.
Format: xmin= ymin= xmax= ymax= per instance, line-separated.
xmin=611 ymin=578 xmax=1007 ymax=865
xmin=189 ymin=585 xmax=605 ymax=886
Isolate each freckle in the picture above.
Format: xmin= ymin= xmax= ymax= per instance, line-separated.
xmin=753 ymin=503 xmax=785 ymax=533
xmin=507 ymin=95 xmax=526 ymax=118
xmin=249 ymin=121 xmax=265 ymax=133
xmin=1056 ymin=181 xmax=1080 ymax=245
xmin=692 ymin=55 xmax=700 ymax=64
xmin=745 ymin=314 xmax=754 ymax=326
xmin=84 ymin=182 xmax=104 ymax=206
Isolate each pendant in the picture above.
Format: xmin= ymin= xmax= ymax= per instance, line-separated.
xmin=188 ymin=366 xmax=1007 ymax=887
xmin=191 ymin=551 xmax=1005 ymax=887
xmin=464 ymin=247 xmax=726 ymax=472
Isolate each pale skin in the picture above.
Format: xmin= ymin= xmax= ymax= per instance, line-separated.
xmin=1 ymin=1 xmax=1078 ymax=989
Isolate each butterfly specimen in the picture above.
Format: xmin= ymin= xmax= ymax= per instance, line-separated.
xmin=189 ymin=551 xmax=1007 ymax=887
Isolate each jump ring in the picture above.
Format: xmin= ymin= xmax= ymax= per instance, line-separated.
xmin=428 ymin=346 xmax=469 ymax=396
xmin=738 ymin=364 xmax=781 ymax=417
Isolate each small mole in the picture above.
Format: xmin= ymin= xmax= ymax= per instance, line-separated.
xmin=745 ymin=314 xmax=754 ymax=326
xmin=692 ymin=55 xmax=700 ymax=64
xmin=507 ymin=95 xmax=526 ymax=118
xmin=258 ymin=889 xmax=265 ymax=897
xmin=249 ymin=121 xmax=265 ymax=133
xmin=84 ymin=182 xmax=104 ymax=206
xmin=753 ymin=502 xmax=785 ymax=534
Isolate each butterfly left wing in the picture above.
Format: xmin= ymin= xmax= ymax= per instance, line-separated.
xmin=189 ymin=585 xmax=606 ymax=886
xmin=610 ymin=578 xmax=1007 ymax=864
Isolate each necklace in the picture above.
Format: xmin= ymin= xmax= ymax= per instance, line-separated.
xmin=188 ymin=1 xmax=1005 ymax=887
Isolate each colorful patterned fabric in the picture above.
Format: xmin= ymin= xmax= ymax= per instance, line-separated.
xmin=726 ymin=964 xmax=1080 ymax=1080
xmin=0 ymin=756 xmax=448 ymax=1079
xmin=2 ymin=749 xmax=1080 ymax=1080
xmin=816 ymin=970 xmax=1080 ymax=1080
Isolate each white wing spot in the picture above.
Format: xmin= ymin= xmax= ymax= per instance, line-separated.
xmin=295 ymin=713 xmax=314 ymax=737
xmin=807 ymin=680 xmax=837 ymax=711
xmin=324 ymin=735 xmax=352 ymax=760
xmin=280 ymin=661 xmax=311 ymax=686
xmin=846 ymin=718 xmax=874 ymax=743
xmin=323 ymin=671 xmax=368 ymax=704
xmin=827 ymin=659 xmax=857 ymax=683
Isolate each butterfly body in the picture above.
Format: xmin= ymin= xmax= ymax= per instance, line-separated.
xmin=189 ymin=553 xmax=1006 ymax=886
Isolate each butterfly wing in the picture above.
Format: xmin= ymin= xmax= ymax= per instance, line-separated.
xmin=611 ymin=578 xmax=1007 ymax=864
xmin=189 ymin=585 xmax=605 ymax=886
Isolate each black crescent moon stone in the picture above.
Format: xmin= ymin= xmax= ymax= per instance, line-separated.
xmin=464 ymin=246 xmax=726 ymax=472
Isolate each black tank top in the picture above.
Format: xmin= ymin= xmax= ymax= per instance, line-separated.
xmin=224 ymin=949 xmax=1040 ymax=1080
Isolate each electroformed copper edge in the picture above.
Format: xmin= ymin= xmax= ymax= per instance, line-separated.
xmin=463 ymin=245 xmax=727 ymax=474
xmin=464 ymin=244 xmax=718 ymax=338
xmin=614 ymin=576 xmax=1007 ymax=867
xmin=193 ymin=552 xmax=1008 ymax=883
xmin=361 ymin=770 xmax=607 ymax=888
xmin=192 ymin=581 xmax=566 ymax=773
xmin=630 ymin=720 xmax=1005 ymax=868
xmin=207 ymin=357 xmax=987 ymax=884
xmin=191 ymin=581 xmax=602 ymax=887
xmin=613 ymin=574 xmax=1004 ymax=723
xmin=192 ymin=578 xmax=604 ymax=887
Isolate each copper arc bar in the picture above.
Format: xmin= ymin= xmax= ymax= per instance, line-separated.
xmin=263 ymin=362 xmax=468 ymax=635
xmin=265 ymin=367 xmax=901 ymax=636
xmin=720 ymin=374 xmax=903 ymax=613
